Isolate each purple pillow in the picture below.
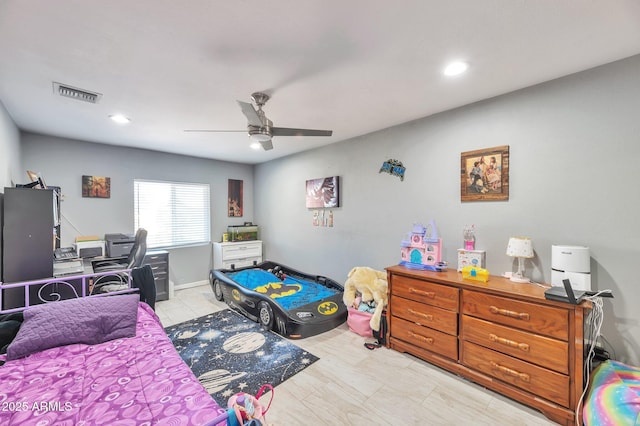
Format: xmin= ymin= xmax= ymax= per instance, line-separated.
xmin=7 ymin=293 xmax=139 ymax=360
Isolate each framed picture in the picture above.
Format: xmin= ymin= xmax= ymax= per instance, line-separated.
xmin=306 ymin=176 xmax=339 ymax=208
xmin=460 ymin=145 xmax=509 ymax=202
xmin=228 ymin=179 xmax=243 ymax=217
xmin=82 ymin=175 xmax=111 ymax=198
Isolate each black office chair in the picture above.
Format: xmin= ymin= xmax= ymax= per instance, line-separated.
xmin=131 ymin=264 xmax=157 ymax=310
xmin=92 ymin=228 xmax=148 ymax=293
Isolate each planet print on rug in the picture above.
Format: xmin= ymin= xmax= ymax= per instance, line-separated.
xmin=165 ymin=309 xmax=319 ymax=403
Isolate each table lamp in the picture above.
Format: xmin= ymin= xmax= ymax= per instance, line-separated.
xmin=506 ymin=236 xmax=534 ymax=283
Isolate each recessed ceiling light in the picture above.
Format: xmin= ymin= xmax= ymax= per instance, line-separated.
xmin=443 ymin=61 xmax=469 ymax=76
xmin=109 ymin=114 xmax=131 ymax=124
xmin=250 ymin=142 xmax=262 ymax=150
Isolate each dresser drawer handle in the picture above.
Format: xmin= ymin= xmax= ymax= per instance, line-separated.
xmin=408 ymin=309 xmax=433 ymax=321
xmin=489 ymin=306 xmax=530 ymax=321
xmin=408 ymin=331 xmax=434 ymax=345
xmin=489 ymin=334 xmax=530 ymax=352
xmin=409 ymin=288 xmax=435 ymax=298
xmin=490 ymin=361 xmax=530 ymax=382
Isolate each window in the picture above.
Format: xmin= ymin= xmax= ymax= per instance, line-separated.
xmin=134 ymin=179 xmax=210 ymax=249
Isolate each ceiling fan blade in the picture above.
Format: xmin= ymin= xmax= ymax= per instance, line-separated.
xmin=260 ymin=139 xmax=273 ymax=151
xmin=184 ymin=129 xmax=246 ymax=132
xmin=271 ymin=127 xmax=333 ymax=137
xmin=237 ymin=100 xmax=262 ymax=126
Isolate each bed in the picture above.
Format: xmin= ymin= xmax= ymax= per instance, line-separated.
xmin=582 ymin=359 xmax=640 ymax=426
xmin=0 ymin=276 xmax=226 ymax=425
xmin=209 ymin=261 xmax=347 ymax=339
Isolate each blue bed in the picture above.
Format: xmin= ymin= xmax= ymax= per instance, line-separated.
xmin=209 ymin=261 xmax=347 ymax=338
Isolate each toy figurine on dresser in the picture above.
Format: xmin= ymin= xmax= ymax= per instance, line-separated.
xmin=458 ymin=224 xmax=486 ymax=273
xmin=400 ymin=221 xmax=446 ymax=271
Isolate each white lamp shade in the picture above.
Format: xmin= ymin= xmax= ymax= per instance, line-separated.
xmin=506 ymin=237 xmax=534 ymax=258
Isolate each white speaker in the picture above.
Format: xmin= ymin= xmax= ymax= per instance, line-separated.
xmin=551 ymin=245 xmax=591 ymax=291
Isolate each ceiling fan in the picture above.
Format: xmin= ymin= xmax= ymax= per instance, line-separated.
xmin=185 ymin=92 xmax=333 ymax=151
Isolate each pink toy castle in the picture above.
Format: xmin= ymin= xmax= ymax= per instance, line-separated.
xmin=400 ymin=221 xmax=442 ymax=267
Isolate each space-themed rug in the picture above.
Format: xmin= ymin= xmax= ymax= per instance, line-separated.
xmin=165 ymin=309 xmax=319 ymax=404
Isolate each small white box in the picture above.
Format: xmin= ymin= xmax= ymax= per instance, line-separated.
xmin=457 ymin=249 xmax=486 ymax=272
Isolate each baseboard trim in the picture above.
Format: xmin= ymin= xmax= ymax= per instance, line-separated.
xmin=174 ymin=280 xmax=209 ymax=291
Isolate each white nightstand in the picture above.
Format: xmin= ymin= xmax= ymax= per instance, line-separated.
xmin=213 ymin=240 xmax=263 ymax=269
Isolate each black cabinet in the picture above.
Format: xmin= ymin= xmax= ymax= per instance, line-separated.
xmin=143 ymin=250 xmax=169 ymax=301
xmin=2 ymin=187 xmax=58 ymax=310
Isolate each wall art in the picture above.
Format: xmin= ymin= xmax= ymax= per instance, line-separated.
xmin=82 ymin=175 xmax=110 ymax=198
xmin=460 ymin=145 xmax=509 ymax=202
xmin=228 ymin=179 xmax=243 ymax=217
xmin=379 ymin=159 xmax=406 ymax=181
xmin=305 ymin=176 xmax=339 ymax=208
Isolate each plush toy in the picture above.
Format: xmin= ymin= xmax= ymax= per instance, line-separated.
xmin=343 ymin=266 xmax=388 ymax=331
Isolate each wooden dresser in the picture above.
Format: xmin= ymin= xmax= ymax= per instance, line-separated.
xmin=386 ymin=265 xmax=589 ymax=425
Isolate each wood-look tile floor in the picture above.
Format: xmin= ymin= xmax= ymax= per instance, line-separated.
xmin=156 ymin=285 xmax=558 ymax=425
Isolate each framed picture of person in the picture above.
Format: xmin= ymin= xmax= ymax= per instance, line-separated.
xmin=460 ymin=145 xmax=509 ymax=202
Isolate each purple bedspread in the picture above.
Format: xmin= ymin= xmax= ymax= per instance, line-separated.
xmin=0 ymin=303 xmax=225 ymax=425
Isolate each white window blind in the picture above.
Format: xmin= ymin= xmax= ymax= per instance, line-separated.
xmin=134 ymin=179 xmax=210 ymax=248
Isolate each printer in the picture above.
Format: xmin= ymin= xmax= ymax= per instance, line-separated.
xmin=105 ymin=233 xmax=135 ymax=257
xmin=73 ymin=240 xmax=105 ymax=258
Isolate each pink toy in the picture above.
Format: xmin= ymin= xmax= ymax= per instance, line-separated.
xmin=400 ymin=221 xmax=442 ymax=266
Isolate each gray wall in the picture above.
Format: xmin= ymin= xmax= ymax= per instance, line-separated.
xmin=20 ymin=133 xmax=254 ymax=287
xmin=255 ymin=55 xmax=640 ymax=364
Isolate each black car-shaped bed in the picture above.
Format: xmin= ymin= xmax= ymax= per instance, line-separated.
xmin=209 ymin=261 xmax=347 ymax=339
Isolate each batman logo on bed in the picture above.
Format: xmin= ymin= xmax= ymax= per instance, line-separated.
xmin=254 ymin=282 xmax=302 ymax=299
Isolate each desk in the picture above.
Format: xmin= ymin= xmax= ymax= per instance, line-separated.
xmin=90 ymin=255 xmax=127 ymax=268
xmin=90 ymin=250 xmax=169 ymax=302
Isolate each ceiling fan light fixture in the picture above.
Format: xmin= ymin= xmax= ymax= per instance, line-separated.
xmin=186 ymin=91 xmax=332 ymax=152
xmin=248 ymin=129 xmax=271 ymax=142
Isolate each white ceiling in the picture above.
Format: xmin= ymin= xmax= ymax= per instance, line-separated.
xmin=1 ymin=1 xmax=639 ymax=165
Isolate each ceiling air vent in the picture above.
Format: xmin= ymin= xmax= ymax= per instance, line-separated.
xmin=53 ymin=82 xmax=102 ymax=104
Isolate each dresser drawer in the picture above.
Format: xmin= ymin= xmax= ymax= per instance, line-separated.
xmin=461 ymin=315 xmax=568 ymax=374
xmin=221 ymin=243 xmax=262 ymax=261
xmin=462 ymin=290 xmax=568 ymax=340
xmin=144 ymin=253 xmax=167 ymax=265
xmin=222 ymin=258 xmax=261 ymax=269
xmin=392 ymin=296 xmax=457 ymax=335
xmin=392 ymin=317 xmax=458 ymax=360
xmin=149 ymin=266 xmax=167 ymax=279
xmin=391 ymin=276 xmax=458 ymax=311
xmin=462 ymin=341 xmax=569 ymax=408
